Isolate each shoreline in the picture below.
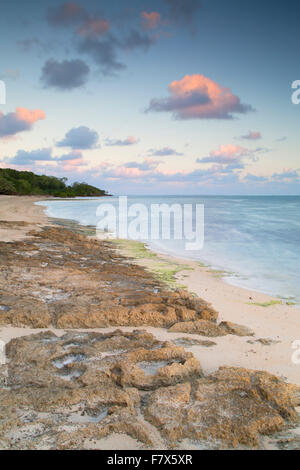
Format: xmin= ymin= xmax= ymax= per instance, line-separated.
xmin=112 ymin=239 xmax=300 ymax=386
xmin=37 ymin=196 xmax=299 ymax=306
xmin=0 ymin=195 xmax=299 ymax=385
xmin=142 ymin=241 xmax=299 ymax=306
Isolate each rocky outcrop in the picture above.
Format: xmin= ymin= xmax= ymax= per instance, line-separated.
xmin=0 ymin=226 xmax=218 ymax=329
xmin=168 ymin=319 xmax=255 ymax=337
xmin=168 ymin=319 xmax=227 ymax=336
xmin=145 ymin=367 xmax=300 ymax=448
xmin=0 ymin=330 xmax=299 ymax=450
xmin=0 ymin=225 xmax=258 ymax=338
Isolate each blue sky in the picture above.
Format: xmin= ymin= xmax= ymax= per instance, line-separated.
xmin=0 ymin=0 xmax=300 ymax=194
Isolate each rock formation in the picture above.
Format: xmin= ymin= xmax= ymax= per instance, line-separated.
xmin=0 ymin=330 xmax=299 ymax=450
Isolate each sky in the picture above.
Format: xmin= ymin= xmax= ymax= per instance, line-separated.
xmin=0 ymin=0 xmax=300 ymax=195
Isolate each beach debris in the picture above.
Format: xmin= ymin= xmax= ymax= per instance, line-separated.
xmin=247 ymin=338 xmax=281 ymax=346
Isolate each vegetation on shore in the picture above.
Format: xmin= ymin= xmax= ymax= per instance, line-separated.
xmin=0 ymin=168 xmax=109 ymax=198
xmin=112 ymin=238 xmax=193 ymax=289
xmin=247 ymin=300 xmax=283 ymax=307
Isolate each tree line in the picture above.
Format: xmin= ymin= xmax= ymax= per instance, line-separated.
xmin=0 ymin=168 xmax=109 ymax=198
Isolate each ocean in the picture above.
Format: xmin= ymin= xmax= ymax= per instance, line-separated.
xmin=37 ymin=195 xmax=300 ymax=304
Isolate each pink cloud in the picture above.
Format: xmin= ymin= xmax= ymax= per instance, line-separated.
xmin=77 ymin=18 xmax=110 ymax=36
xmin=62 ymin=158 xmax=86 ymax=171
xmin=48 ymin=3 xmax=109 ymax=37
xmin=141 ymin=11 xmax=161 ymax=30
xmin=240 ymin=131 xmax=262 ymax=140
xmin=106 ymin=166 xmax=145 ymax=180
xmin=205 ymin=144 xmax=249 ymax=163
xmin=197 ymin=144 xmax=259 ymax=170
xmin=127 ymin=136 xmax=137 ymax=144
xmin=47 ymin=2 xmax=86 ymax=26
xmin=105 ymin=136 xmax=139 ymax=147
xmin=147 ymin=74 xmax=254 ymax=119
xmin=101 ymin=159 xmax=160 ymax=180
xmin=0 ymin=107 xmax=46 ymax=138
xmin=15 ymin=107 xmax=46 ymax=125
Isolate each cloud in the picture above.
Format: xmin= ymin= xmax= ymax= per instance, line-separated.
xmin=276 ymin=136 xmax=287 ymax=142
xmin=122 ymin=30 xmax=154 ymax=51
xmin=57 ymin=126 xmax=99 ymax=149
xmin=105 ymin=136 xmax=138 ymax=146
xmin=240 ymin=131 xmax=262 ymax=140
xmin=124 ymin=159 xmax=159 ymax=171
xmin=164 ymin=0 xmax=201 ymax=24
xmin=77 ymin=35 xmax=125 ymax=75
xmin=45 ymin=3 xmax=156 ymax=77
xmin=77 ymin=31 xmax=154 ymax=75
xmin=244 ymin=174 xmax=268 ymax=182
xmin=101 ymin=164 xmax=234 ymax=185
xmin=40 ymin=59 xmax=90 ymax=90
xmin=8 ymin=148 xmax=53 ymax=165
xmin=0 ymin=107 xmax=45 ymax=138
xmin=197 ymin=144 xmax=253 ymax=165
xmin=244 ymin=169 xmax=300 ymax=184
xmin=101 ymin=158 xmax=161 ymax=179
xmin=58 ymin=151 xmax=83 ymax=161
xmin=17 ymin=38 xmax=55 ymax=54
xmin=47 ymin=2 xmax=109 ymax=37
xmin=141 ymin=12 xmax=161 ymax=30
xmin=148 ymin=147 xmax=183 ymax=156
xmin=77 ymin=18 xmax=110 ymax=37
xmin=196 ymin=144 xmax=265 ymax=172
xmin=146 ymin=74 xmax=254 ymax=120
xmin=272 ymin=169 xmax=300 ymax=181
xmin=47 ymin=2 xmax=86 ymax=27
xmin=59 ymin=152 xmax=86 ymax=171
xmin=6 ymin=148 xmax=85 ymax=167
xmin=252 ymin=146 xmax=271 ymax=154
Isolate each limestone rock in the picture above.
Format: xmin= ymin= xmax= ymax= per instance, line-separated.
xmin=219 ymin=321 xmax=255 ymax=337
xmin=1 ymin=330 xmax=299 ymax=449
xmin=145 ymin=367 xmax=300 ymax=448
xmin=0 ymin=226 xmax=218 ymax=329
xmin=169 ymin=319 xmax=227 ymax=337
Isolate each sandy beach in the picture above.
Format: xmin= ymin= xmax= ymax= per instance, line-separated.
xmin=0 ymin=196 xmax=51 ymax=242
xmin=0 ymin=195 xmax=299 ymax=450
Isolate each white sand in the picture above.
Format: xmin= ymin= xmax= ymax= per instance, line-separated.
xmin=0 ymin=195 xmax=50 ymax=241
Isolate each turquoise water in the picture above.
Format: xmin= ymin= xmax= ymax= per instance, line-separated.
xmin=37 ymin=196 xmax=300 ymax=303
